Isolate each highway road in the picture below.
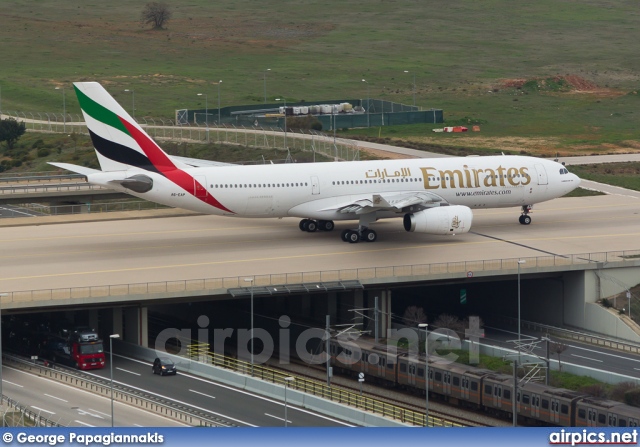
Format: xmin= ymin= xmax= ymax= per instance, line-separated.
xmin=0 ymin=193 xmax=638 ymax=293
xmin=1 ymin=364 xmax=187 ymax=427
xmin=479 ymin=327 xmax=640 ymax=379
xmin=83 ymin=354 xmax=353 ymax=427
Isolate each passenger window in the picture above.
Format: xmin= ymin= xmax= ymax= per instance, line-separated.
xmin=578 ymin=409 xmax=586 ymax=419
xmin=484 ymin=384 xmax=491 ymax=395
xmin=522 ymin=394 xmax=530 ymax=405
xmin=471 ymin=382 xmax=478 ymax=391
xmin=619 ymin=419 xmax=627 ymax=427
xmin=504 ymin=390 xmax=511 ymax=400
xmin=417 ymin=368 xmax=424 ymax=378
xmin=400 ymin=363 xmax=407 ymax=373
xmin=561 ymin=404 xmax=569 ymax=415
xmin=435 ymin=372 xmax=442 ymax=381
xmin=453 ymin=377 xmax=460 ymax=386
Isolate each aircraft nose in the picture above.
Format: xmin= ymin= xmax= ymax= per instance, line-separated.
xmin=573 ymin=173 xmax=581 ymax=186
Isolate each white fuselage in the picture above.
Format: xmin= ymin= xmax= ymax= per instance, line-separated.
xmin=88 ymin=155 xmax=580 ymax=221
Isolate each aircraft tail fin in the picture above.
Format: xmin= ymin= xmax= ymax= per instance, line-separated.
xmin=73 ymin=82 xmax=189 ymax=173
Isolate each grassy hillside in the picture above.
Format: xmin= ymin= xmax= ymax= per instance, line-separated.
xmin=1 ymin=0 xmax=640 ymax=154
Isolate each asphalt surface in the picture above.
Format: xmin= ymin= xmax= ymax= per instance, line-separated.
xmin=83 ymin=354 xmax=353 ymax=427
xmin=1 ymin=364 xmax=187 ymax=427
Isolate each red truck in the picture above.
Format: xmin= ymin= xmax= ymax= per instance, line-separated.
xmin=42 ymin=330 xmax=106 ymax=370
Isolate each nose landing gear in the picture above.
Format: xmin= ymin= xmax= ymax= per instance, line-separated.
xmin=519 ymin=205 xmax=532 ymax=225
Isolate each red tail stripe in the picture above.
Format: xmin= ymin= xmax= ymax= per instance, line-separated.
xmin=119 ymin=118 xmax=234 ymax=214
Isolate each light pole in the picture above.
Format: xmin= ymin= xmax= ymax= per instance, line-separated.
xmin=275 ymin=98 xmax=287 ymax=150
xmin=216 ymin=80 xmax=222 ymax=125
xmin=124 ymin=89 xmax=135 ymax=119
xmin=197 ymin=93 xmax=208 ymax=126
xmin=55 ymin=87 xmax=66 ymax=133
xmin=361 ymin=79 xmax=370 ymax=127
xmin=109 ymin=333 xmax=120 ymax=427
xmin=263 ymin=69 xmax=271 ymax=103
xmin=418 ymin=323 xmax=429 ymax=427
xmin=517 ymin=259 xmax=525 ymax=356
xmin=0 ymin=293 xmax=7 ymax=404
xmin=244 ymin=278 xmax=254 ymax=375
xmin=284 ymin=376 xmax=295 ymax=427
xmin=404 ymin=70 xmax=416 ymax=107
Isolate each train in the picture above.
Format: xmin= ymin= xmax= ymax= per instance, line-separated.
xmin=327 ymin=335 xmax=640 ymax=427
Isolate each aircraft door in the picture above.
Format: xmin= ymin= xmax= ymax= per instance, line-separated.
xmin=534 ymin=164 xmax=548 ymax=185
xmin=311 ymin=176 xmax=320 ymax=195
xmin=194 ymin=175 xmax=207 ymax=198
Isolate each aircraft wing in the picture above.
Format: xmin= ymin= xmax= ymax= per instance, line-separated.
xmin=324 ymin=191 xmax=445 ymax=214
xmin=169 ymin=155 xmax=237 ymax=167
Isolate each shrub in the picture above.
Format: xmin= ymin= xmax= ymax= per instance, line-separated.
xmin=625 ymin=388 xmax=640 ymax=407
xmin=37 ymin=147 xmax=51 ymax=158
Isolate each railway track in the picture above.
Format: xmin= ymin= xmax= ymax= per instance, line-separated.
xmin=265 ymin=358 xmax=507 ymax=427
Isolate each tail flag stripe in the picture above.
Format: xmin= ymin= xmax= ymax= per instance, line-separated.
xmin=75 ymin=82 xmax=233 ymax=214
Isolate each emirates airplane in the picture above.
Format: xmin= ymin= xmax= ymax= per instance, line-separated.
xmin=51 ymin=82 xmax=581 ymax=243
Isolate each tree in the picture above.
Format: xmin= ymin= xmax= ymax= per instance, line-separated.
xmin=0 ymin=118 xmax=26 ymax=150
xmin=549 ymin=341 xmax=568 ymax=372
xmin=402 ymin=305 xmax=427 ymax=327
xmin=141 ymin=2 xmax=172 ymax=30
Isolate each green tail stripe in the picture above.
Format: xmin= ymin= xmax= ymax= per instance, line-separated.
xmin=74 ymin=85 xmax=130 ymax=135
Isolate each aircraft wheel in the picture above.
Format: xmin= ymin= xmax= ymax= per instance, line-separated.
xmin=299 ymin=219 xmax=310 ymax=231
xmin=522 ymin=215 xmax=532 ymax=225
xmin=362 ymin=229 xmax=377 ymax=242
xmin=341 ymin=229 xmax=350 ymax=242
xmin=319 ymin=220 xmax=335 ymax=231
xmin=347 ymin=231 xmax=360 ymax=243
xmin=306 ymin=220 xmax=318 ymax=232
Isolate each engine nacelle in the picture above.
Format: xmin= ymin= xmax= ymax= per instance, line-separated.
xmin=403 ymin=205 xmax=473 ymax=235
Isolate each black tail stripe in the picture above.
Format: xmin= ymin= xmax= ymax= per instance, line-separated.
xmin=88 ymin=130 xmax=164 ymax=175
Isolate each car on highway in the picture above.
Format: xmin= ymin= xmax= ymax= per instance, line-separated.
xmin=152 ymin=357 xmax=177 ymax=376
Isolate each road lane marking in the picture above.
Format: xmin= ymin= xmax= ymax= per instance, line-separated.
xmin=116 ymin=367 xmax=141 ymax=376
xmin=4 ymin=228 xmax=640 ymax=283
xmin=75 ymin=420 xmax=95 ymax=427
xmin=31 ymin=406 xmax=55 ymax=414
xmin=571 ymin=354 xmax=602 ymax=362
xmin=109 ymin=354 xmax=356 ymax=427
xmin=88 ymin=408 xmax=110 ymax=417
xmin=189 ymin=389 xmax=216 ymax=399
xmin=2 ymin=380 xmax=23 ymax=387
xmin=264 ymin=413 xmax=290 ymax=424
xmin=44 ymin=393 xmax=68 ymax=402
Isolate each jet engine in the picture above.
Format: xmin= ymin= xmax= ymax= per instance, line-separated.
xmin=403 ymin=205 xmax=473 ymax=235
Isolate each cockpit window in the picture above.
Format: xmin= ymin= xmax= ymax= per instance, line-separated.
xmin=559 ymin=168 xmax=570 ymax=175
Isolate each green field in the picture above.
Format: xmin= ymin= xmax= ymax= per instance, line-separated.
xmin=1 ymin=0 xmax=640 ymax=155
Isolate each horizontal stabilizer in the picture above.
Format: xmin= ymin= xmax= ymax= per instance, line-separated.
xmin=48 ymin=162 xmax=101 ymax=177
xmin=170 ymin=155 xmax=236 ymax=168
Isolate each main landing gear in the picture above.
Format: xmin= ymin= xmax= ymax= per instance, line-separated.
xmin=341 ymin=228 xmax=377 ymax=243
xmin=298 ymin=218 xmax=378 ymax=243
xmin=519 ymin=205 xmax=532 ymax=225
xmin=299 ymin=219 xmax=335 ymax=232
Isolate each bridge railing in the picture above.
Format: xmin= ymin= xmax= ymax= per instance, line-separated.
xmin=2 ymin=249 xmax=639 ymax=305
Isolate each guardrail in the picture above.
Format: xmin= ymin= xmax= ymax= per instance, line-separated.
xmin=187 ymin=344 xmax=453 ymax=427
xmin=3 ymin=355 xmax=232 ymax=427
xmin=0 ymin=183 xmax=104 ymax=194
xmin=2 ymin=249 xmax=639 ymax=305
xmin=0 ymin=173 xmax=85 ymax=183
xmin=1 ymin=394 xmax=63 ymax=427
xmin=491 ymin=314 xmax=640 ymax=355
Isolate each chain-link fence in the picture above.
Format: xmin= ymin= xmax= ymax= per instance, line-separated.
xmin=3 ymin=112 xmax=360 ymax=162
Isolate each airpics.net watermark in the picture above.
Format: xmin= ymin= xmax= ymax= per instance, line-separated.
xmin=152 ymin=315 xmax=484 ymax=366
